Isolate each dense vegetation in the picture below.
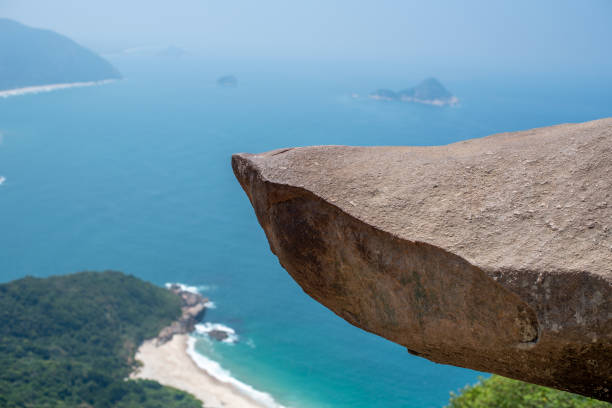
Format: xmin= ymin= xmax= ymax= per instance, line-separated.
xmin=0 ymin=271 xmax=202 ymax=408
xmin=447 ymin=375 xmax=610 ymax=408
xmin=0 ymin=18 xmax=121 ymax=91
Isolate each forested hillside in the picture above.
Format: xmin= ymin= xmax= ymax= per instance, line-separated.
xmin=0 ymin=271 xmax=202 ymax=407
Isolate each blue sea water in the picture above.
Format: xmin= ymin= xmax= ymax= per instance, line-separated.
xmin=0 ymin=57 xmax=610 ymax=407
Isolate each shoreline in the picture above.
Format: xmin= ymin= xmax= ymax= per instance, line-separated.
xmin=131 ymin=334 xmax=270 ymax=408
xmin=368 ymin=93 xmax=459 ymax=106
xmin=132 ymin=283 xmax=285 ymax=408
xmin=0 ymin=79 xmax=116 ymax=98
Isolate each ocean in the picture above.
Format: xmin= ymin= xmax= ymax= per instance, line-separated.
xmin=1 ymin=56 xmax=610 ymax=407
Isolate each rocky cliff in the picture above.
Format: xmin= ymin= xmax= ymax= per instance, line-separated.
xmin=156 ymin=284 xmax=208 ymax=345
xmin=232 ymin=118 xmax=612 ymax=401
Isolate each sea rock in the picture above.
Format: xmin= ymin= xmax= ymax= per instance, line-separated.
xmin=232 ymin=118 xmax=612 ymax=401
xmin=156 ymin=285 xmax=208 ymax=345
xmin=208 ymin=330 xmax=230 ymax=342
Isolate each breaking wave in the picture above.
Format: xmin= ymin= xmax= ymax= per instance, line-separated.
xmin=166 ymin=282 xmax=286 ymax=407
xmin=187 ymin=337 xmax=287 ymax=408
xmin=165 ymin=282 xmax=199 ymax=294
xmin=194 ymin=322 xmax=238 ymax=344
xmin=0 ymin=80 xmax=115 ymax=98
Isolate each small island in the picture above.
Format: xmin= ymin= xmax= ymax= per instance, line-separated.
xmin=370 ymin=78 xmax=458 ymax=106
xmin=0 ymin=19 xmax=121 ymax=97
xmin=217 ymin=75 xmax=238 ymax=87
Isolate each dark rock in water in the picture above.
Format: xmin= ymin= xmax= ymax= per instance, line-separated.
xmin=232 ymin=118 xmax=612 ymax=402
xmin=0 ymin=18 xmax=121 ymax=91
xmin=208 ymin=330 xmax=230 ymax=342
xmin=156 ymin=285 xmax=208 ymax=345
xmin=217 ymin=75 xmax=238 ymax=87
xmin=370 ymin=78 xmax=457 ymax=106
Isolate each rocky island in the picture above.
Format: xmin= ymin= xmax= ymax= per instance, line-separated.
xmin=0 ymin=18 xmax=121 ymax=96
xmin=233 ymin=118 xmax=612 ymax=402
xmin=370 ymin=77 xmax=458 ymax=106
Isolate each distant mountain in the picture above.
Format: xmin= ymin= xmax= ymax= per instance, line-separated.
xmin=0 ymin=18 xmax=121 ymax=92
xmin=217 ymin=75 xmax=238 ymax=87
xmin=370 ymin=78 xmax=458 ymax=106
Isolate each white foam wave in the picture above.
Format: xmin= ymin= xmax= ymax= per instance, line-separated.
xmin=186 ymin=337 xmax=287 ymax=408
xmin=204 ymin=300 xmax=216 ymax=309
xmin=195 ymin=322 xmax=238 ymax=344
xmin=165 ymin=282 xmax=200 ymax=294
xmin=0 ymin=176 xmax=5 ymax=186
xmin=0 ymin=80 xmax=116 ymax=98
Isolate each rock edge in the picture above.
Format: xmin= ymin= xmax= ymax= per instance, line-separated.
xmin=232 ymin=118 xmax=612 ymax=401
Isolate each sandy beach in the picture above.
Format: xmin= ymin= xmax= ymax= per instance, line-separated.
xmin=131 ymin=334 xmax=268 ymax=408
xmin=0 ymin=80 xmax=115 ymax=98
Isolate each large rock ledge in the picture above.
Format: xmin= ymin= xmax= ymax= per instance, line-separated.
xmin=232 ymin=118 xmax=612 ymax=401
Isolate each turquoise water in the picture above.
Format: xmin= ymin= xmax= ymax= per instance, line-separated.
xmin=1 ymin=57 xmax=610 ymax=407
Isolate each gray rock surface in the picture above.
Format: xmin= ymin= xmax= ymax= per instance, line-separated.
xmin=232 ymin=118 xmax=612 ymax=401
xmin=208 ymin=330 xmax=230 ymax=342
xmin=156 ymin=285 xmax=208 ymax=345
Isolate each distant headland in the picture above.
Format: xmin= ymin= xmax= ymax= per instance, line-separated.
xmin=0 ymin=19 xmax=121 ymax=97
xmin=369 ymin=78 xmax=458 ymax=106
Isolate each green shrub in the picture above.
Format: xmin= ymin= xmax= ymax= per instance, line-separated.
xmin=447 ymin=375 xmax=610 ymax=408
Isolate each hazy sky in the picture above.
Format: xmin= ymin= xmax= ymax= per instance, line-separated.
xmin=2 ymin=1 xmax=612 ymax=75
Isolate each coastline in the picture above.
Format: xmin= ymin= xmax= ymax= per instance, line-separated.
xmin=0 ymin=79 xmax=116 ymax=98
xmin=131 ymin=283 xmax=285 ymax=408
xmin=368 ymin=93 xmax=459 ymax=106
xmin=131 ymin=334 xmax=269 ymax=408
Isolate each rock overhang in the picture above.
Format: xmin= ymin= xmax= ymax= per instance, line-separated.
xmin=232 ymin=118 xmax=612 ymax=401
